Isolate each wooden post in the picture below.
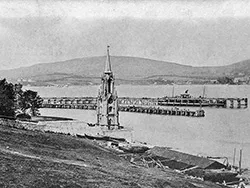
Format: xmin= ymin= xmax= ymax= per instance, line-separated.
xmin=237 ymin=99 xmax=241 ymax=108
xmin=172 ymin=84 xmax=175 ymax=97
xmin=239 ymin=149 xmax=242 ymax=174
xmin=202 ymin=85 xmax=206 ymax=98
xmin=233 ymin=148 xmax=236 ymax=167
xmin=230 ymin=99 xmax=234 ymax=108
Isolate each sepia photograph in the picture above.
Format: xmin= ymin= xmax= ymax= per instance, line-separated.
xmin=0 ymin=0 xmax=249 ymax=187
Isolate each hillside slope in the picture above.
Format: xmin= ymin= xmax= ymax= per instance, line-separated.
xmin=0 ymin=56 xmax=249 ymax=85
xmin=0 ymin=123 xmax=227 ymax=188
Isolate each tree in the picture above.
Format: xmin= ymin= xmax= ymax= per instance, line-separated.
xmin=19 ymin=90 xmax=43 ymax=116
xmin=0 ymin=79 xmax=16 ymax=117
xmin=0 ymin=79 xmax=43 ymax=118
xmin=217 ymin=77 xmax=234 ymax=84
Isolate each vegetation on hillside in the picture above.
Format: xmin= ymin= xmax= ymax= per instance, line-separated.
xmin=217 ymin=77 xmax=235 ymax=84
xmin=19 ymin=90 xmax=43 ymax=117
xmin=0 ymin=79 xmax=42 ymax=118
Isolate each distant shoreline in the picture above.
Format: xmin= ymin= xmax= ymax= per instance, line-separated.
xmin=23 ymin=83 xmax=250 ymax=87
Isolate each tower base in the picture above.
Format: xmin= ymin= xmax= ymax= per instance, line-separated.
xmin=95 ymin=123 xmax=123 ymax=130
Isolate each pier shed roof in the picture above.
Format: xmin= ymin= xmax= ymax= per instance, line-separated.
xmin=148 ymin=147 xmax=226 ymax=170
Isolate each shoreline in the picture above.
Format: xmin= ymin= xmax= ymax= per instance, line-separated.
xmin=1 ymin=116 xmax=249 ymax=186
xmin=31 ymin=110 xmax=250 ymax=170
xmin=33 ymin=109 xmax=250 ymax=170
xmin=0 ymin=120 xmax=230 ymax=188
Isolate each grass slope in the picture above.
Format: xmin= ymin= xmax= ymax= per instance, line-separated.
xmin=0 ymin=124 xmax=227 ymax=188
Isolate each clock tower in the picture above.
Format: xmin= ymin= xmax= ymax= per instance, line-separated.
xmin=96 ymin=46 xmax=120 ymax=128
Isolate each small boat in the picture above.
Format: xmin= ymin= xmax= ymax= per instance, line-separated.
xmin=118 ymin=145 xmax=149 ymax=154
xmin=84 ymin=134 xmax=107 ymax=141
xmin=84 ymin=134 xmax=126 ymax=142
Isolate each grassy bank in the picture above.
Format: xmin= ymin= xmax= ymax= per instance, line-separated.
xmin=0 ymin=123 xmax=227 ymax=188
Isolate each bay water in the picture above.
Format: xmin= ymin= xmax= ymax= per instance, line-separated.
xmin=26 ymin=85 xmax=250 ymax=168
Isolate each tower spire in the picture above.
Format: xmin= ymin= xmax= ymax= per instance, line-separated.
xmin=104 ymin=45 xmax=112 ymax=73
xmin=97 ymin=46 xmax=119 ymax=128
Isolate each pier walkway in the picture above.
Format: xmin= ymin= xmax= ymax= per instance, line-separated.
xmin=41 ymin=97 xmax=205 ymax=117
xmin=42 ymin=96 xmax=248 ymax=110
xmin=157 ymin=97 xmax=248 ymax=108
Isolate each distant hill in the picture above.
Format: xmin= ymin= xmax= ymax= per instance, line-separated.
xmin=0 ymin=56 xmax=249 ymax=86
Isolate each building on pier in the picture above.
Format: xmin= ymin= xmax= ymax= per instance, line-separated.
xmin=96 ymin=46 xmax=120 ymax=128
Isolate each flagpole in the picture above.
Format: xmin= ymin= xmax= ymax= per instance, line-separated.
xmin=172 ymin=84 xmax=175 ymax=97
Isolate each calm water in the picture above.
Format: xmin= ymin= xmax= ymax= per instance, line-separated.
xmin=26 ymin=85 xmax=250 ymax=168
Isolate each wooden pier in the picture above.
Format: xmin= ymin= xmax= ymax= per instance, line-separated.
xmin=41 ymin=94 xmax=248 ymax=118
xmin=119 ymin=106 xmax=205 ymax=117
xmin=157 ymin=97 xmax=248 ymax=109
xmin=41 ymin=97 xmax=205 ymax=117
xmin=42 ymin=96 xmax=247 ymax=110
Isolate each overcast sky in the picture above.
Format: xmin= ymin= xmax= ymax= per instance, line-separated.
xmin=0 ymin=0 xmax=250 ymax=70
